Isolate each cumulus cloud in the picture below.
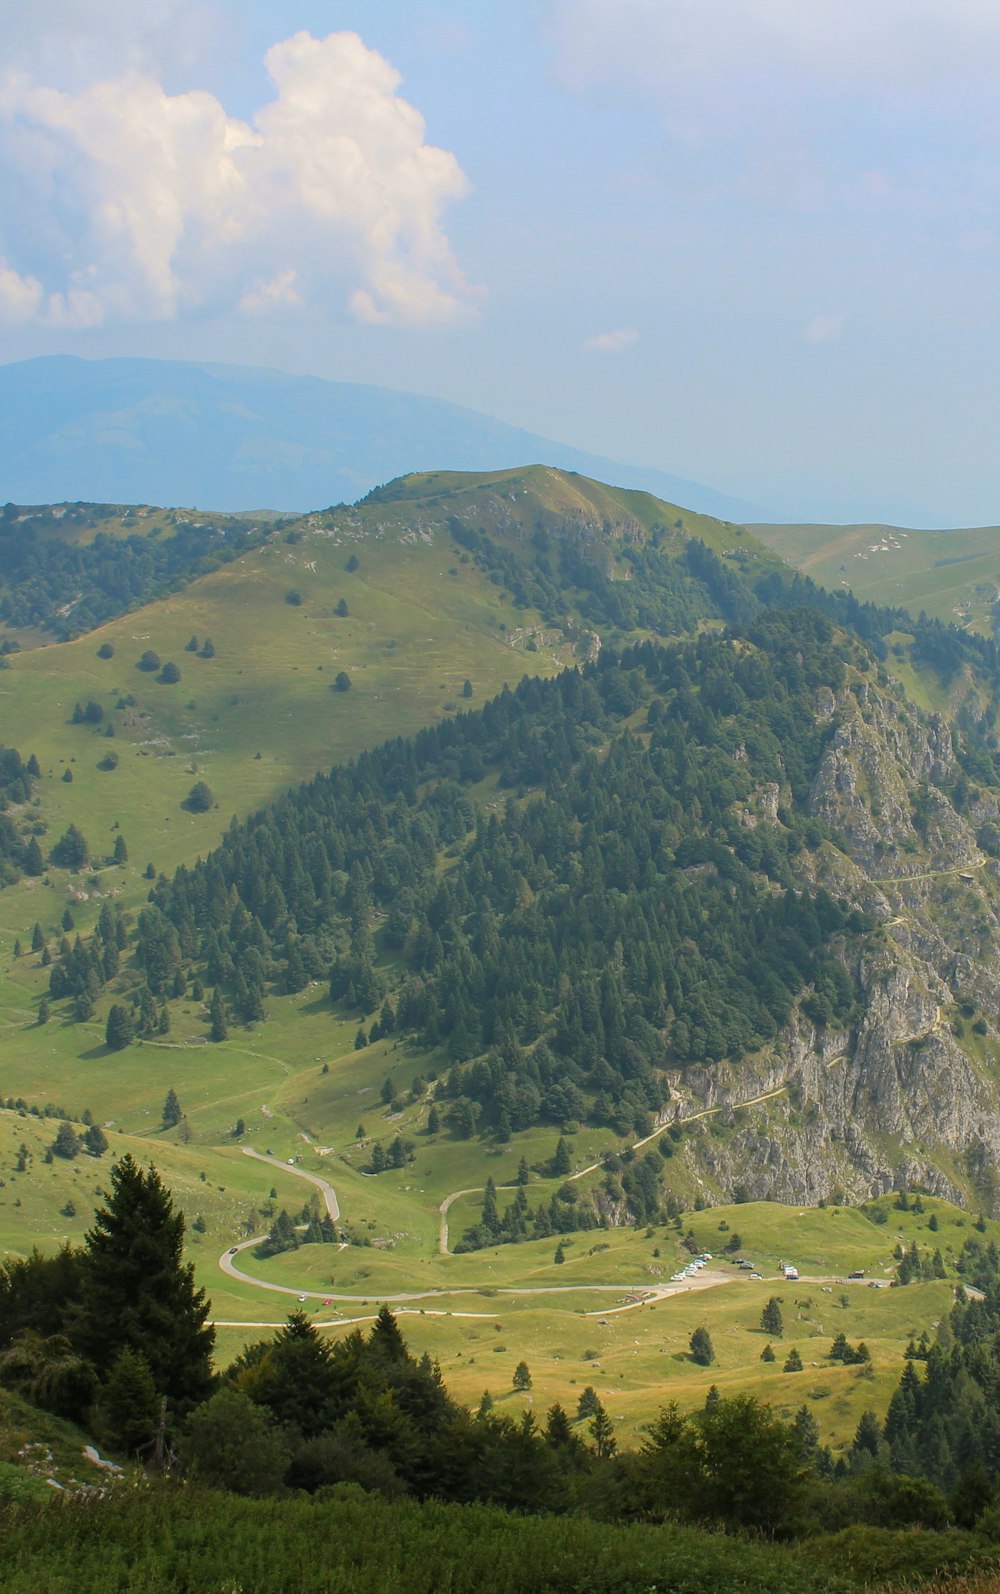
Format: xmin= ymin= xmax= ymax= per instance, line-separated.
xmin=0 ymin=258 xmax=43 ymax=324
xmin=583 ymin=326 xmax=637 ymax=354
xmin=0 ymin=29 xmax=476 ymax=329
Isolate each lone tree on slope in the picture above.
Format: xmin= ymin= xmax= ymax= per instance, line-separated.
xmin=74 ymin=1153 xmax=215 ymax=1408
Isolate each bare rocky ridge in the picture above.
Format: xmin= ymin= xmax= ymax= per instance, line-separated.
xmin=664 ymin=669 xmax=1000 ymax=1211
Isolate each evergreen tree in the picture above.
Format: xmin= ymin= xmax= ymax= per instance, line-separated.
xmin=552 ymin=1136 xmax=571 ymax=1177
xmin=690 ymin=1325 xmax=715 ymax=1366
xmin=83 ymin=1124 xmax=108 ymax=1157
xmin=482 ymin=1177 xmax=500 ymax=1234
xmin=105 ymin=1004 xmax=134 ymax=1052
xmin=852 ymin=1409 xmax=882 ymax=1459
xmin=72 ymin=1153 xmax=214 ymax=1408
xmin=113 ymin=835 xmax=128 ymax=864
xmin=783 ymin=1346 xmax=803 ymax=1373
xmin=97 ymin=1346 xmax=160 ymax=1455
xmin=544 ymin=1402 xmax=574 ymax=1448
xmin=761 ymin=1297 xmax=783 ymax=1337
xmin=51 ymin=1122 xmax=80 ymax=1160
xmin=369 ymin=1305 xmax=408 ymax=1362
xmin=162 ymin=1089 xmax=182 ymax=1129
xmin=512 ymin=1360 xmax=532 ymax=1392
xmin=590 ymin=1401 xmax=617 ymax=1459
xmin=209 ymin=989 xmax=228 ymax=1043
xmin=576 ymin=1385 xmax=600 ymax=1420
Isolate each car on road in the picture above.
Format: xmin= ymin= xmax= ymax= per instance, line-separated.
xmin=298 ymin=1294 xmax=307 ymax=1302
xmin=229 ymin=1247 xmax=238 ymax=1255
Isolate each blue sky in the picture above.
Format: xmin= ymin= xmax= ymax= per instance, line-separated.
xmin=2 ymin=1 xmax=1000 ymax=524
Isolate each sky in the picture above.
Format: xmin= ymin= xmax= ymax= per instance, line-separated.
xmin=1 ymin=0 xmax=1000 ymax=525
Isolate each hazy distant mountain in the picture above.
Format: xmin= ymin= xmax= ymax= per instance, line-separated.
xmin=0 ymin=355 xmax=763 ymax=520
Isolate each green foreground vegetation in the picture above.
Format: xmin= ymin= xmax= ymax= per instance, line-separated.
xmin=3 ymin=1486 xmax=999 ymax=1594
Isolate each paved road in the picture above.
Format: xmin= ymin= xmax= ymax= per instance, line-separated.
xmin=241 ymin=1147 xmax=340 ymax=1219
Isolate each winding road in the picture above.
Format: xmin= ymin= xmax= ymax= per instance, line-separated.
xmin=213 ymin=1100 xmax=880 ymax=1327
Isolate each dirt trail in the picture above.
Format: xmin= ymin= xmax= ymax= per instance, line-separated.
xmin=437 ymin=1071 xmax=846 ymax=1254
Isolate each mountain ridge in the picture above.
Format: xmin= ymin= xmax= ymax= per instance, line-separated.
xmin=0 ymin=355 xmax=765 ymax=522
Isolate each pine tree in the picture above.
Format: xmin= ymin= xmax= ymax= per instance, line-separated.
xmin=552 ymin=1136 xmax=571 ymax=1177
xmin=427 ymin=1105 xmax=440 ymax=1135
xmin=589 ymin=1401 xmax=617 ymax=1459
xmin=105 ymin=1004 xmax=134 ymax=1051
xmin=512 ymin=1360 xmax=532 ymax=1391
xmin=31 ymin=922 xmax=44 ymax=953
xmin=761 ymin=1297 xmax=783 ymax=1337
xmin=73 ymin=1153 xmax=214 ymax=1407
xmin=576 ymin=1385 xmax=600 ymax=1419
xmin=97 ymin=1346 xmax=160 ymax=1455
xmin=369 ymin=1305 xmax=408 ymax=1362
xmin=690 ymin=1325 xmax=715 ymax=1366
xmin=209 ymin=989 xmax=228 ymax=1043
xmin=544 ymin=1402 xmax=575 ymax=1448
xmin=84 ymin=1124 xmax=108 ymax=1157
xmin=113 ymin=835 xmax=128 ymax=864
xmin=162 ymin=1089 xmax=182 ymax=1129
xmin=852 ymin=1409 xmax=881 ymax=1459
xmin=783 ymin=1346 xmax=803 ymax=1372
xmin=482 ymin=1177 xmax=500 ymax=1234
xmin=51 ymin=1121 xmax=80 ymax=1160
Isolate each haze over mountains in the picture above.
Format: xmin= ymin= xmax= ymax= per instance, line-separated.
xmin=0 ymin=356 xmax=764 ymax=523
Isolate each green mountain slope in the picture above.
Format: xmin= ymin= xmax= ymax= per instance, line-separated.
xmin=753 ymin=519 xmax=1000 ymax=636
xmin=5 ymin=466 xmax=1000 ymax=1441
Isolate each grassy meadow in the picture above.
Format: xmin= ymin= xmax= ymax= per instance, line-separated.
xmin=753 ymin=519 xmax=1000 ymax=635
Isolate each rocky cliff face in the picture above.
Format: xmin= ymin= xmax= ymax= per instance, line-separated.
xmin=670 ymin=667 xmax=1000 ymax=1212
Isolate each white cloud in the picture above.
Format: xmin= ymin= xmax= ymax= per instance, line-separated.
xmin=583 ymin=326 xmax=637 ymax=354
xmin=0 ymin=258 xmax=43 ymax=323
xmin=0 ymin=29 xmax=476 ymax=329
xmin=237 ymin=269 xmax=303 ymax=318
xmin=803 ymin=313 xmax=847 ymax=346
